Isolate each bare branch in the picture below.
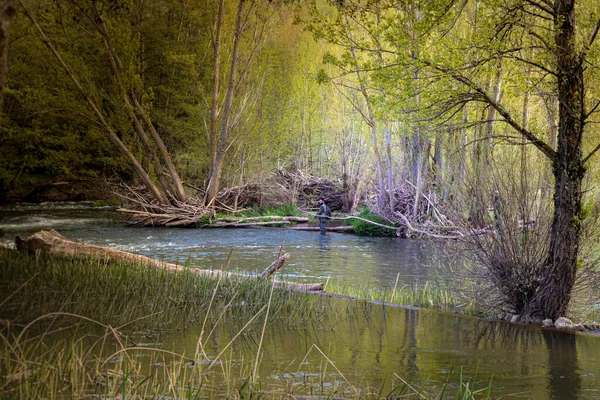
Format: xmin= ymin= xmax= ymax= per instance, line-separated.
xmin=522 ymin=0 xmax=555 ymax=18
xmin=577 ymin=16 xmax=600 ymax=70
xmin=427 ymin=61 xmax=557 ymax=161
xmin=583 ymin=142 xmax=600 ymax=165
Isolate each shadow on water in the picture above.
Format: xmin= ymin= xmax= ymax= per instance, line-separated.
xmin=544 ymin=329 xmax=581 ymax=400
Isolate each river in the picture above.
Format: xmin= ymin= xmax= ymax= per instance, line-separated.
xmin=1 ymin=202 xmax=599 ymax=398
xmin=0 ymin=201 xmax=443 ymax=287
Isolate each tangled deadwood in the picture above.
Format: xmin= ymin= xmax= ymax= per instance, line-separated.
xmin=116 ymin=183 xmax=212 ymax=226
xmin=272 ymin=167 xmax=347 ymax=211
xmin=365 ymin=181 xmax=462 ymax=239
xmin=195 ymin=183 xmax=263 ymax=211
xmin=115 ymin=168 xmax=351 ymax=226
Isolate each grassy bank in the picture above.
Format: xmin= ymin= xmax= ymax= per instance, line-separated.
xmin=0 ymin=249 xmax=495 ymax=398
xmin=0 ymin=248 xmax=316 ymax=330
xmin=325 ymin=280 xmax=478 ymax=315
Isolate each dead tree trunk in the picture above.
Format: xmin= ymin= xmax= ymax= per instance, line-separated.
xmin=0 ymin=0 xmax=15 ymax=111
xmin=18 ymin=230 xmax=323 ymax=292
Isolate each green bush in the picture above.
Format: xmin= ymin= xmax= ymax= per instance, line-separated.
xmin=261 ymin=204 xmax=303 ymax=217
xmin=92 ymin=198 xmax=122 ymax=207
xmin=348 ymin=207 xmax=398 ymax=237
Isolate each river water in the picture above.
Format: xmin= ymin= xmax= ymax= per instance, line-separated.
xmin=0 ymin=201 xmax=443 ymax=287
xmin=1 ymin=202 xmax=599 ymax=398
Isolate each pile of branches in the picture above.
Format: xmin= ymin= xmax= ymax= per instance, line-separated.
xmin=116 ymin=184 xmax=211 ymax=226
xmin=273 ymin=167 xmax=346 ymax=211
xmin=114 ymin=168 xmax=349 ymax=226
xmin=196 ymin=183 xmax=263 ymax=211
xmin=369 ymin=183 xmax=463 ymax=239
xmin=190 ymin=169 xmax=346 ymax=211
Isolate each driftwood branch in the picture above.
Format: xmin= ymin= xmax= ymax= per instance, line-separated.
xmin=261 ymin=253 xmax=290 ymax=279
xmin=17 ymin=230 xmax=323 ymax=292
xmin=331 ymin=216 xmax=399 ymax=232
xmin=394 ymin=212 xmax=464 ymax=239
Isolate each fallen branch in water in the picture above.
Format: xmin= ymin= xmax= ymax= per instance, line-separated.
xmin=394 ymin=212 xmax=464 ymax=239
xmin=261 ymin=253 xmax=290 ymax=278
xmin=330 ymin=216 xmax=399 ymax=233
xmin=215 ymin=216 xmax=308 ymax=223
xmin=16 ymin=230 xmax=323 ymax=292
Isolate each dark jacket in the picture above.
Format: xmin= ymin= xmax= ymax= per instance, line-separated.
xmin=317 ymin=203 xmax=331 ymax=222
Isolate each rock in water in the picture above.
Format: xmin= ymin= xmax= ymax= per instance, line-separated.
xmin=554 ymin=317 xmax=573 ymax=329
xmin=15 ymin=236 xmax=26 ymax=251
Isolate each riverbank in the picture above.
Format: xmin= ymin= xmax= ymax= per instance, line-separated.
xmin=0 ymin=248 xmax=499 ymax=399
xmin=4 ymin=247 xmax=600 ymax=398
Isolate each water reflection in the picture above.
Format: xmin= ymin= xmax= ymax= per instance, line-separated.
xmin=544 ymin=329 xmax=581 ymax=399
xmin=148 ymin=300 xmax=600 ymax=398
xmin=400 ymin=308 xmax=419 ymax=381
xmin=317 ymin=234 xmax=331 ymax=266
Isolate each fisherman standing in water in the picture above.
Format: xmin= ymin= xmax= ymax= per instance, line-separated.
xmin=314 ymin=198 xmax=331 ymax=234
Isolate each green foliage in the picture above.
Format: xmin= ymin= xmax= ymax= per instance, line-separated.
xmin=92 ymin=198 xmax=122 ymax=207
xmin=348 ymin=207 xmax=397 ymax=237
xmin=581 ymin=198 xmax=596 ymax=220
xmin=261 ymin=203 xmax=303 ymax=217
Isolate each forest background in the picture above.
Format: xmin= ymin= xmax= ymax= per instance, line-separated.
xmin=1 ymin=0 xmax=600 ymax=322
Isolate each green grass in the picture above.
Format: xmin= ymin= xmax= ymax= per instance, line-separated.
xmin=325 ymin=279 xmax=478 ymax=314
xmin=0 ymin=248 xmax=317 ymax=330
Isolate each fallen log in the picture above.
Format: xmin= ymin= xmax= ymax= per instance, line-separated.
xmin=209 ymin=221 xmax=291 ymax=228
xmin=287 ymin=225 xmax=355 ymax=233
xmin=17 ymin=230 xmax=323 ymax=292
xmin=215 ymin=216 xmax=308 ymax=223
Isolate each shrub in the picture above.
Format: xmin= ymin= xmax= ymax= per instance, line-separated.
xmin=348 ymin=206 xmax=398 ymax=237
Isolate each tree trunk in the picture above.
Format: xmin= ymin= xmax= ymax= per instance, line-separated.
xmin=0 ymin=0 xmax=15 ymax=111
xmin=208 ymin=0 xmax=225 ymax=198
xmin=522 ymin=0 xmax=584 ymax=321
xmin=541 ymin=94 xmax=558 ymax=205
xmin=385 ymin=122 xmax=395 ymax=213
xmin=90 ymin=2 xmax=187 ymax=202
xmin=459 ymin=105 xmax=468 ymax=183
xmin=433 ymin=129 xmax=443 ymax=187
xmin=520 ymin=67 xmax=531 ymax=221
xmin=206 ymin=0 xmax=245 ymax=206
xmin=483 ymin=58 xmax=503 ymax=166
xmin=345 ymin=12 xmax=386 ymax=204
